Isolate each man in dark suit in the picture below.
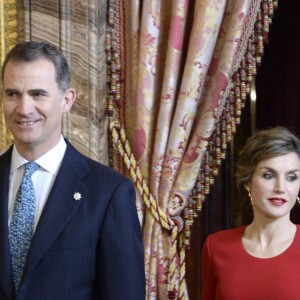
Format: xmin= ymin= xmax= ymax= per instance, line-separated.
xmin=0 ymin=41 xmax=145 ymax=299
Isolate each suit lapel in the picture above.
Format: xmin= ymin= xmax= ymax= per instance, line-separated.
xmin=0 ymin=149 xmax=15 ymax=299
xmin=22 ymin=142 xmax=91 ymax=283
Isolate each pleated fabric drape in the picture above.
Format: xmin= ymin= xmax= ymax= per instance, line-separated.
xmin=0 ymin=0 xmax=278 ymax=298
xmin=107 ymin=0 xmax=277 ymax=299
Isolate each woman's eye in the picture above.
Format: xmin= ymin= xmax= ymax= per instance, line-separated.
xmin=262 ymin=173 xmax=274 ymax=179
xmin=287 ymin=175 xmax=297 ymax=182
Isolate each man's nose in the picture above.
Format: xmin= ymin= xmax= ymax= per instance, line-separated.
xmin=16 ymin=97 xmax=35 ymax=115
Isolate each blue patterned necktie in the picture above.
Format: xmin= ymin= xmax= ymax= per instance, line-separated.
xmin=9 ymin=162 xmax=39 ymax=291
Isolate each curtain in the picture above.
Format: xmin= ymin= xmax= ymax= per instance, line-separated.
xmin=107 ymin=0 xmax=277 ymax=298
xmin=0 ymin=0 xmax=278 ymax=297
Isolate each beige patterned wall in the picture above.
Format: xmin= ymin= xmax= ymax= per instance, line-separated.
xmin=0 ymin=0 xmax=18 ymax=152
xmin=0 ymin=0 xmax=109 ymax=163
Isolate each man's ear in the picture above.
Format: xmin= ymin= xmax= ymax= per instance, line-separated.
xmin=62 ymin=88 xmax=76 ymax=112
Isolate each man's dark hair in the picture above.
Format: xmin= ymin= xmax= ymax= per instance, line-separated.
xmin=1 ymin=41 xmax=70 ymax=92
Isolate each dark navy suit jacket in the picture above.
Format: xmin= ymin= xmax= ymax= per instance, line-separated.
xmin=0 ymin=140 xmax=145 ymax=299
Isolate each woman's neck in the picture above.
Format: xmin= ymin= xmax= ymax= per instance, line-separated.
xmin=242 ymin=219 xmax=297 ymax=258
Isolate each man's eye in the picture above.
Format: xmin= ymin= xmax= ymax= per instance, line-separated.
xmin=33 ymin=92 xmax=45 ymax=97
xmin=6 ymin=92 xmax=17 ymax=97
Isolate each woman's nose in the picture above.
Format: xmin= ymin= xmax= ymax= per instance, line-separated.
xmin=274 ymin=179 xmax=285 ymax=194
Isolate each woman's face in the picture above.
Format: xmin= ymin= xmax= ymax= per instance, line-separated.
xmin=247 ymin=152 xmax=300 ymax=221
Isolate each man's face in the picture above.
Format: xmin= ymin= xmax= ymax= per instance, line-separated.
xmin=1 ymin=58 xmax=74 ymax=157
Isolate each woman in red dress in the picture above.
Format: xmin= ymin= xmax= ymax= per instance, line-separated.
xmin=202 ymin=127 xmax=300 ymax=300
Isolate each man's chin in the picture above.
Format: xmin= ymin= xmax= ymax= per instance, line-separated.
xmin=14 ymin=135 xmax=39 ymax=146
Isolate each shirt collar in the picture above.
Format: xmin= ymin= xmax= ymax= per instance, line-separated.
xmin=11 ymin=136 xmax=67 ymax=175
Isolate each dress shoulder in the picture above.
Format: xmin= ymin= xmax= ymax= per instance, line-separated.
xmin=205 ymin=226 xmax=246 ymax=251
xmin=208 ymin=225 xmax=245 ymax=240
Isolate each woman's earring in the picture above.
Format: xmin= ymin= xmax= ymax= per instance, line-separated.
xmin=247 ymin=187 xmax=253 ymax=206
xmin=297 ymin=196 xmax=300 ymax=206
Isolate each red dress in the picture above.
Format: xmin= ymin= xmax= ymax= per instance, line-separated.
xmin=201 ymin=225 xmax=300 ymax=300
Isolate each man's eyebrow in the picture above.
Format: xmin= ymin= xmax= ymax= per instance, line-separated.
xmin=28 ymin=89 xmax=49 ymax=95
xmin=4 ymin=88 xmax=19 ymax=94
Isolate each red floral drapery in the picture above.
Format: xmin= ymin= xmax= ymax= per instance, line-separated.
xmin=106 ymin=0 xmax=278 ymax=298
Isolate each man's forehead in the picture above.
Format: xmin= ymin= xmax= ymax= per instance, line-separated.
xmin=3 ymin=59 xmax=56 ymax=80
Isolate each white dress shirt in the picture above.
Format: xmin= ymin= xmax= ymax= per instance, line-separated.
xmin=8 ymin=136 xmax=67 ymax=231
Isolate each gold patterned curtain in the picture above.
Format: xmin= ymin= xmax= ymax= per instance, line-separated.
xmin=107 ymin=0 xmax=277 ymax=299
xmin=1 ymin=0 xmax=278 ymax=298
